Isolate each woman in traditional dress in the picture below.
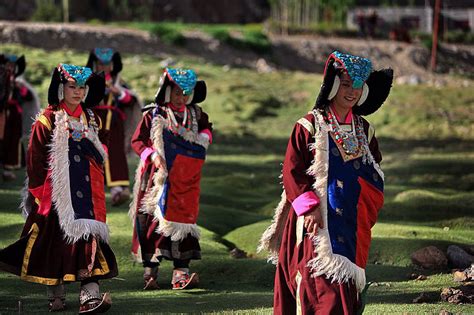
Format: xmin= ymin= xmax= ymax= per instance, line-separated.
xmin=0 ymin=64 xmax=118 ymax=313
xmin=259 ymin=51 xmax=393 ymax=314
xmin=130 ymin=68 xmax=212 ymax=290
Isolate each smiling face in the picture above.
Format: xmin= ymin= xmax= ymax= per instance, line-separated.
xmin=169 ymin=84 xmax=190 ymax=109
xmin=63 ymin=79 xmax=86 ymax=107
xmin=332 ymin=71 xmax=363 ymax=111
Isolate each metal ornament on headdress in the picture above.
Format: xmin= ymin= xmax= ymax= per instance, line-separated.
xmin=59 ymin=64 xmax=93 ymax=87
xmin=331 ymin=51 xmax=372 ymax=89
xmin=94 ymin=48 xmax=114 ymax=64
xmin=166 ymin=68 xmax=197 ymax=96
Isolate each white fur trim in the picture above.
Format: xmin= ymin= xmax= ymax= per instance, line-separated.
xmin=49 ymin=110 xmax=109 ymax=244
xmin=186 ymin=90 xmax=194 ymax=105
xmin=165 ymin=86 xmax=171 ymax=103
xmin=357 ymin=83 xmax=369 ymax=106
xmin=58 ymin=83 xmax=64 ymax=101
xmin=328 ymin=76 xmax=340 ymax=100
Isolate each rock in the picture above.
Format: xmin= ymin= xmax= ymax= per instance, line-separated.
xmin=453 ymin=270 xmax=468 ymax=282
xmin=439 ymin=310 xmax=453 ymax=315
xmin=395 ymin=74 xmax=424 ymax=85
xmin=411 ymin=246 xmax=448 ymax=270
xmin=447 ymin=245 xmax=474 ymax=269
xmin=159 ymin=57 xmax=175 ymax=68
xmin=256 ymin=58 xmax=273 ymax=73
xmin=440 ymin=285 xmax=474 ymax=304
xmin=409 ymin=273 xmax=428 ymax=280
xmin=412 ymin=292 xmax=432 ymax=303
xmin=467 ymin=265 xmax=474 ymax=280
xmin=230 ymin=248 xmax=247 ymax=259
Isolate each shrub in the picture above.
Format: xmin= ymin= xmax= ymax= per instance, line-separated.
xmin=150 ymin=24 xmax=186 ymax=46
xmin=31 ymin=0 xmax=62 ymax=22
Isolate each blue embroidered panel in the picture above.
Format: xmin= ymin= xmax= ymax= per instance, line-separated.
xmin=68 ymin=137 xmax=103 ymax=220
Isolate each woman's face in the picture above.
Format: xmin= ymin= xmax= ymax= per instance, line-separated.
xmin=332 ymin=72 xmax=363 ymax=110
xmin=169 ymin=84 xmax=189 ymax=108
xmin=63 ymin=79 xmax=86 ymax=106
xmin=96 ymin=61 xmax=112 ymax=74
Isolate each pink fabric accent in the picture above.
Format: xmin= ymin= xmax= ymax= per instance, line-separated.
xmin=200 ymin=129 xmax=213 ymax=144
xmin=102 ymin=144 xmax=109 ymax=155
xmin=118 ymin=89 xmax=132 ymax=104
xmin=292 ymin=191 xmax=320 ymax=216
xmin=8 ymin=99 xmax=23 ymax=114
xmin=105 ymin=73 xmax=112 ymax=82
xmin=140 ymin=147 xmax=155 ymax=162
xmin=19 ymin=85 xmax=29 ymax=98
xmin=330 ymin=104 xmax=353 ymax=124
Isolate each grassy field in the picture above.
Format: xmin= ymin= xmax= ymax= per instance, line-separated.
xmin=0 ymin=43 xmax=473 ymax=314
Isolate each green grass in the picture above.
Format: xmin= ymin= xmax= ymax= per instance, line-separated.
xmin=0 ymin=43 xmax=473 ymax=313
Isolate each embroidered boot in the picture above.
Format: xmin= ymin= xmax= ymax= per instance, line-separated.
xmin=171 ymin=268 xmax=199 ymax=290
xmin=79 ymin=282 xmax=111 ymax=314
xmin=111 ymin=186 xmax=130 ymax=206
xmin=143 ymin=266 xmax=159 ymax=290
xmin=46 ymin=284 xmax=66 ymax=312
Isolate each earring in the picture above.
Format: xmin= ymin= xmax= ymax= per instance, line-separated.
xmin=357 ymin=83 xmax=369 ymax=106
xmin=164 ymin=86 xmax=171 ymax=103
xmin=58 ymin=83 xmax=64 ymax=101
xmin=328 ymin=76 xmax=340 ymax=100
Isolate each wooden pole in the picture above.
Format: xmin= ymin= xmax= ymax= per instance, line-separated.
xmin=431 ymin=0 xmax=441 ymax=71
xmin=62 ymin=0 xmax=69 ymax=23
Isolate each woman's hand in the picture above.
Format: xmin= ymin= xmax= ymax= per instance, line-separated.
xmin=153 ymin=155 xmax=167 ymax=172
xmin=304 ymin=206 xmax=324 ymax=235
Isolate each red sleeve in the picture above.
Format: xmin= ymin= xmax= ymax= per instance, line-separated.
xmin=131 ymin=111 xmax=154 ymax=157
xmin=27 ymin=117 xmax=52 ymax=196
xmin=283 ymin=115 xmax=320 ymax=215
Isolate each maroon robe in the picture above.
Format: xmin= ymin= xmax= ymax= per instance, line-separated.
xmin=130 ymin=104 xmax=212 ymax=264
xmin=0 ymin=105 xmax=118 ymax=285
xmin=95 ymin=80 xmax=139 ymax=188
xmin=0 ymin=83 xmax=34 ymax=170
xmin=274 ymin=112 xmax=381 ymax=315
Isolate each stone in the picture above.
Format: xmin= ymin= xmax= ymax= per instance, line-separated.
xmin=256 ymin=58 xmax=273 ymax=73
xmin=447 ymin=245 xmax=474 ymax=269
xmin=410 ymin=246 xmax=448 ymax=270
xmin=440 ymin=285 xmax=474 ymax=304
xmin=230 ymin=248 xmax=247 ymax=259
xmin=412 ymin=292 xmax=432 ymax=303
xmin=453 ymin=270 xmax=468 ymax=282
xmin=439 ymin=310 xmax=453 ymax=315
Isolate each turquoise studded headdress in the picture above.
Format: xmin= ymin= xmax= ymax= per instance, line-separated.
xmin=329 ymin=51 xmax=372 ymax=89
xmin=165 ymin=68 xmax=197 ymax=96
xmin=59 ymin=64 xmax=93 ymax=87
xmin=93 ymin=48 xmax=114 ymax=64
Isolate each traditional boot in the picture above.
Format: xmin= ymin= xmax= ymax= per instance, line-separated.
xmin=111 ymin=186 xmax=130 ymax=206
xmin=143 ymin=266 xmax=159 ymax=290
xmin=47 ymin=284 xmax=66 ymax=312
xmin=171 ymin=268 xmax=199 ymax=290
xmin=79 ymin=282 xmax=111 ymax=314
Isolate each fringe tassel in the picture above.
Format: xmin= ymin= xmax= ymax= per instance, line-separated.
xmin=49 ymin=110 xmax=109 ymax=244
xmin=257 ymin=190 xmax=291 ymax=264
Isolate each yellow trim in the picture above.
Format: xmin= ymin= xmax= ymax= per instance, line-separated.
xmin=20 ymin=223 xmax=111 ymax=285
xmin=368 ymin=125 xmax=375 ymax=143
xmin=296 ymin=216 xmax=304 ymax=247
xmin=38 ymin=114 xmax=52 ymax=131
xmin=104 ymin=158 xmax=130 ymax=187
xmin=105 ymin=109 xmax=112 ymax=131
xmin=297 ymin=117 xmax=315 ymax=136
xmin=296 ymin=271 xmax=303 ymax=315
xmin=97 ymin=115 xmax=103 ymax=130
xmin=35 ymin=198 xmax=41 ymax=205
xmin=81 ymin=112 xmax=87 ymax=126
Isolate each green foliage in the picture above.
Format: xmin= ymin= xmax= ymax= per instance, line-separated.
xmin=30 ymin=0 xmax=62 ymax=22
xmin=210 ymin=28 xmax=271 ymax=54
xmin=444 ymin=30 xmax=474 ymax=45
xmin=149 ymin=24 xmax=186 ymax=46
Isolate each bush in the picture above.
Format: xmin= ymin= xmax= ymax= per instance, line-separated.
xmin=31 ymin=0 xmax=62 ymax=22
xmin=210 ymin=29 xmax=271 ymax=54
xmin=150 ymin=24 xmax=186 ymax=46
